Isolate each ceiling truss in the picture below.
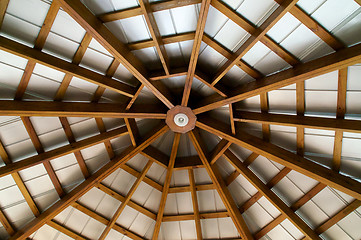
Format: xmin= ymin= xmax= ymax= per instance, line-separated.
xmin=0 ymin=0 xmax=360 ymax=239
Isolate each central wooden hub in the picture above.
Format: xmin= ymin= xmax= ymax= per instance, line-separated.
xmin=166 ymin=106 xmax=196 ymax=133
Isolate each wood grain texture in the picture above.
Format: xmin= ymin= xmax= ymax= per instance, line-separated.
xmin=196 ymin=117 xmax=361 ymax=200
xmin=188 ymin=169 xmax=202 ymax=239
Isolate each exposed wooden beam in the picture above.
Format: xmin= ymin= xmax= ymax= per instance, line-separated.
xmin=71 ymin=202 xmax=144 ymax=240
xmin=260 ymin=93 xmax=270 ymax=141
xmin=139 ymin=0 xmax=170 ymax=75
xmin=288 ymin=6 xmax=344 ymax=51
xmin=121 ymin=164 xmax=163 ymax=192
xmin=0 ymin=207 xmax=15 ymax=236
xmin=163 ymin=211 xmax=229 ymax=222
xmin=194 ymin=43 xmax=361 ymax=114
xmin=233 ymin=110 xmax=361 ymax=133
xmin=194 ymin=70 xmax=228 ymax=97
xmin=211 ymin=0 xmax=298 ymax=86
xmin=99 ymin=161 xmax=153 ymax=240
xmin=47 ymin=220 xmax=88 ymax=240
xmin=141 ymin=145 xmax=169 ymax=168
xmin=57 ymin=0 xmax=175 ymax=109
xmin=169 ymin=183 xmax=216 ymax=193
xmin=0 ymin=100 xmax=166 ymax=119
xmin=129 ymin=32 xmax=195 ymax=51
xmin=196 ymin=116 xmax=361 ymax=200
xmin=0 ymin=36 xmax=136 ymax=98
xmin=188 ymin=130 xmax=253 ymax=240
xmin=224 ymin=150 xmax=321 ymax=240
xmin=9 ymin=123 xmax=168 ymax=240
xmin=315 ymin=200 xmax=361 ymax=234
xmin=0 ymin=126 xmax=128 ymax=178
xmin=21 ymin=117 xmax=65 ymax=198
xmin=188 ymin=169 xmax=203 ymax=239
xmin=296 ymin=81 xmax=305 ymax=156
xmin=98 ymin=0 xmax=202 ymax=22
xmin=225 ymin=152 xmax=259 ymax=186
xmin=174 ymin=155 xmax=203 ymax=170
xmin=210 ymin=139 xmax=232 ymax=164
xmin=255 ymin=182 xmax=327 ymax=239
xmin=181 ymin=0 xmax=211 ymax=106
xmin=333 ymin=68 xmax=348 ymax=172
xmin=0 ymin=133 xmax=40 ymax=218
xmin=229 ymin=104 xmax=236 ymax=135
xmin=125 ymin=118 xmax=140 ymax=147
xmin=210 ymin=0 xmax=299 ymax=66
xmin=152 ymin=133 xmax=181 ymax=240
xmin=0 ymin=0 xmax=9 ymax=28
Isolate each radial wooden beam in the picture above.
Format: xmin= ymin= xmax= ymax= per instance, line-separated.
xmin=139 ymin=0 xmax=170 ymax=75
xmin=188 ymin=169 xmax=203 ymax=239
xmin=99 ymin=161 xmax=153 ymax=240
xmin=223 ymin=150 xmax=321 ymax=240
xmin=211 ymin=0 xmax=298 ymax=86
xmin=296 ymin=81 xmax=305 ymax=156
xmin=333 ymin=68 xmax=348 ymax=172
xmin=196 ymin=116 xmax=361 ymax=200
xmin=0 ymin=126 xmax=128 ymax=178
xmin=57 ymin=0 xmax=175 ymax=109
xmin=21 ymin=117 xmax=65 ymax=198
xmin=188 ymin=129 xmax=253 ymax=240
xmin=71 ymin=202 xmax=144 ymax=240
xmin=8 ymin=123 xmax=168 ymax=240
xmin=0 ymin=100 xmax=166 ymax=119
xmin=210 ymin=0 xmax=299 ymax=66
xmin=194 ymin=42 xmax=361 ymax=114
xmin=233 ymin=110 xmax=361 ymax=133
xmin=181 ymin=0 xmax=211 ymax=106
xmin=152 ymin=133 xmax=181 ymax=240
xmin=0 ymin=37 xmax=136 ymax=98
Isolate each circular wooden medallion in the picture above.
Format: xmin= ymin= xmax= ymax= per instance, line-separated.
xmin=166 ymin=106 xmax=196 ymax=133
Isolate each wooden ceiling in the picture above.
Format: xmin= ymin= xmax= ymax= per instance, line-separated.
xmin=0 ymin=0 xmax=360 ymax=239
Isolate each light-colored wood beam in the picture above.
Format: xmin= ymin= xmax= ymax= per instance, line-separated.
xmin=168 ymin=183 xmax=216 ymax=193
xmin=210 ymin=139 xmax=232 ymax=164
xmin=98 ymin=161 xmax=153 ymax=240
xmin=194 ymin=43 xmax=361 ymax=114
xmin=0 ymin=0 xmax=9 ymax=27
xmin=152 ymin=133 xmax=181 ymax=240
xmin=188 ymin=169 xmax=203 ymax=239
xmin=9 ymin=123 xmax=168 ymax=240
xmin=296 ymin=81 xmax=305 ymax=156
xmin=333 ymin=68 xmax=348 ymax=172
xmin=224 ymin=150 xmax=321 ymax=240
xmin=47 ymin=220 xmax=88 ymax=240
xmin=188 ymin=130 xmax=253 ymax=240
xmin=0 ymin=126 xmax=128 ymax=178
xmin=0 ymin=100 xmax=166 ymax=119
xmin=0 ymin=36 xmax=136 ymax=98
xmin=163 ymin=211 xmax=229 ymax=222
xmin=181 ymin=0 xmax=211 ymax=106
xmin=125 ymin=118 xmax=140 ymax=147
xmin=211 ymin=0 xmax=298 ymax=86
xmin=71 ymin=202 xmax=144 ymax=240
xmin=57 ymin=0 xmax=175 ymax=108
xmin=196 ymin=117 xmax=361 ymax=200
xmin=233 ymin=110 xmax=361 ymax=133
xmin=225 ymin=152 xmax=259 ymax=186
xmin=139 ymin=0 xmax=170 ymax=75
xmin=0 ymin=207 xmax=15 ymax=236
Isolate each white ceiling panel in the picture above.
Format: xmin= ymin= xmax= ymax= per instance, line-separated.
xmin=170 ymin=5 xmax=198 ymax=34
xmin=236 ymin=0 xmax=277 ymax=26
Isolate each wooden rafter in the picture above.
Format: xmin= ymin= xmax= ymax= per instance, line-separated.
xmin=223 ymin=150 xmax=321 ymax=239
xmin=333 ymin=68 xmax=348 ymax=172
xmin=57 ymin=0 xmax=175 ymax=109
xmin=196 ymin=116 xmax=361 ymax=200
xmin=141 ymin=145 xmax=169 ymax=168
xmin=0 ymin=126 xmax=128 ymax=178
xmin=0 ymin=0 xmax=9 ymax=27
xmin=169 ymin=183 xmax=216 ymax=193
xmin=99 ymin=161 xmax=153 ymax=240
xmin=225 ymin=152 xmax=259 ymax=186
xmin=181 ymin=0 xmax=211 ymax=106
xmin=188 ymin=129 xmax=253 ymax=240
xmin=194 ymin=42 xmax=361 ymax=114
xmin=296 ymin=81 xmax=305 ymax=156
xmin=233 ymin=110 xmax=361 ymax=133
xmin=0 ymin=207 xmax=15 ymax=236
xmin=0 ymin=36 xmax=136 ymax=98
xmin=210 ymin=0 xmax=299 ymax=66
xmin=163 ymin=211 xmax=229 ymax=222
xmin=210 ymin=0 xmax=298 ymax=86
xmin=0 ymin=100 xmax=166 ymax=119
xmin=152 ymin=133 xmax=181 ymax=240
xmin=188 ymin=169 xmax=203 ymax=239
xmin=47 ymin=220 xmax=88 ymax=240
xmin=98 ymin=0 xmax=202 ymax=22
xmin=139 ymin=0 xmax=170 ymax=75
xmin=9 ymin=123 xmax=168 ymax=240
xmin=210 ymin=139 xmax=232 ymax=164
xmin=71 ymin=202 xmax=144 ymax=240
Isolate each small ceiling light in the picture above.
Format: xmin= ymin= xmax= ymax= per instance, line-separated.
xmin=174 ymin=113 xmax=189 ymax=127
